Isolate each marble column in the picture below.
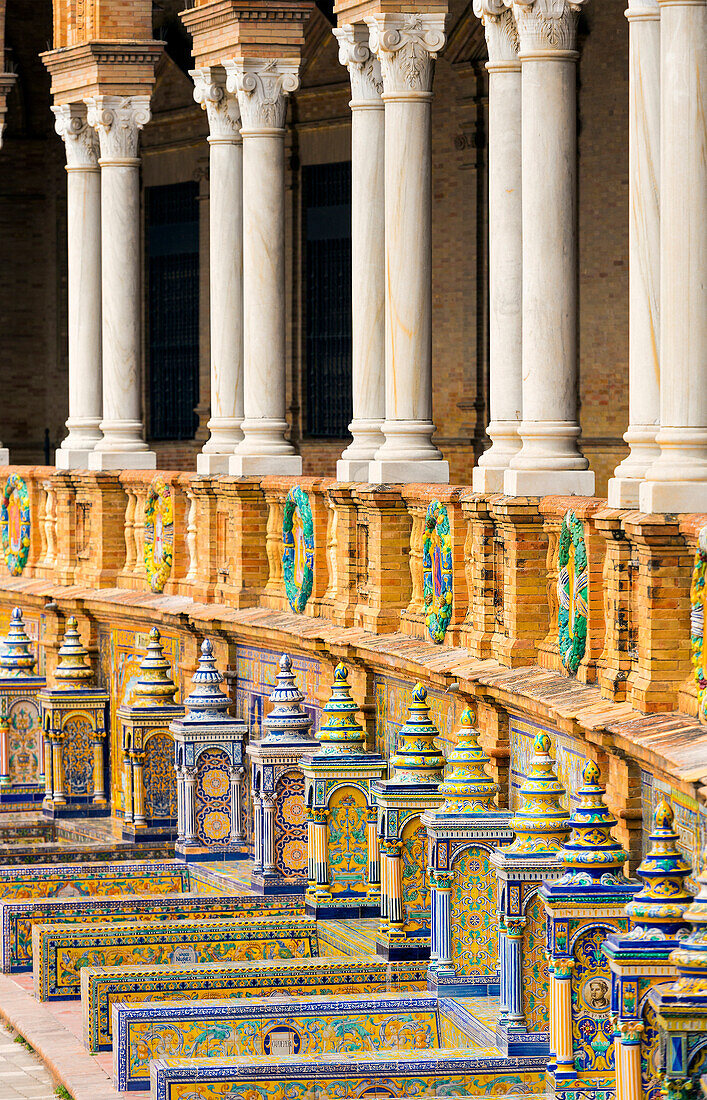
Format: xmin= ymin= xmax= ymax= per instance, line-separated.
xmin=607 ymin=0 xmax=661 ymax=507
xmin=86 ymin=96 xmax=156 ymax=470
xmin=192 ymin=67 xmax=244 ymax=474
xmin=366 ymin=14 xmax=449 ymax=485
xmin=52 ymin=103 xmax=103 ymax=469
xmin=226 ymin=59 xmax=302 ymax=476
xmin=639 ymin=0 xmax=707 ymax=512
xmin=334 ymin=24 xmax=385 ymax=482
xmin=504 ymin=0 xmax=594 ymax=497
xmin=472 ymin=2 xmax=523 ymax=492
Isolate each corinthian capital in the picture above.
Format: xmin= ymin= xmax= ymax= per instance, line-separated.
xmin=85 ymin=95 xmax=151 ymax=162
xmin=192 ymin=66 xmax=241 ymax=141
xmin=225 ymin=58 xmax=300 ymax=132
xmin=52 ymin=102 xmax=100 ymax=169
xmin=513 ymin=0 xmax=588 ymax=54
xmin=333 ymin=25 xmax=383 ymax=106
xmin=473 ymin=1 xmax=520 ymax=64
xmin=366 ymin=13 xmax=446 ymax=97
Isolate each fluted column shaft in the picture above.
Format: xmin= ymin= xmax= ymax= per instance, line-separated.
xmin=640 ymin=0 xmax=707 ymax=512
xmin=86 ymin=96 xmax=155 ymax=470
xmin=335 ymin=25 xmax=385 ymax=482
xmin=505 ymin=0 xmax=594 ymax=497
xmin=608 ymin=0 xmax=661 ymax=506
xmin=193 ymin=67 xmax=244 ymax=474
xmin=227 ymin=59 xmax=302 ymax=477
xmin=53 ymin=103 xmax=102 ymax=468
xmin=473 ymin=3 xmax=523 ymax=492
xmin=367 ymin=14 xmax=449 ymax=485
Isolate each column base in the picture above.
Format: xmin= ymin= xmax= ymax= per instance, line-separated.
xmin=639 ymin=479 xmax=707 ymax=514
xmin=368 ymin=459 xmax=449 ymax=485
xmin=607 ymin=476 xmax=642 ymax=509
xmin=472 ymin=465 xmax=506 ymax=493
xmin=56 ymin=448 xmax=97 ymax=471
xmin=229 ymin=453 xmax=302 ymax=476
xmin=503 ymin=467 xmax=595 ymax=497
xmin=88 ymin=450 xmax=156 ymax=471
xmin=197 ymin=452 xmax=233 ymax=475
xmin=0 ymin=449 xmax=8 ymax=465
xmin=337 ymin=458 xmax=372 ymax=482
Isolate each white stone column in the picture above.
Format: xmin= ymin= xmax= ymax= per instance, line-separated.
xmin=52 ymin=103 xmax=103 ymax=469
xmin=472 ymin=2 xmax=523 ymax=492
xmin=334 ymin=25 xmax=385 ymax=482
xmin=366 ymin=14 xmax=449 ymax=485
xmin=639 ymin=0 xmax=707 ymax=513
xmin=86 ymin=95 xmax=156 ymax=470
xmin=608 ymin=0 xmax=661 ymax=507
xmin=225 ymin=59 xmax=301 ymax=476
xmin=192 ymin=67 xmax=244 ymax=474
xmin=504 ymin=0 xmax=594 ymax=497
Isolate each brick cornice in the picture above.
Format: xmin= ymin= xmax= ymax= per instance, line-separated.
xmin=41 ymin=40 xmax=163 ymax=103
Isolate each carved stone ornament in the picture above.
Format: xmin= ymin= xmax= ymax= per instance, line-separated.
xmin=473 ymin=1 xmax=520 ymax=63
xmin=513 ymin=0 xmax=588 ymax=54
xmin=52 ymin=103 xmax=100 ymax=170
xmin=333 ymin=25 xmax=383 ymax=105
xmin=85 ymin=95 xmax=151 ymax=162
xmin=191 ymin=67 xmax=241 ymax=141
xmin=366 ymin=13 xmax=446 ymax=97
xmin=225 ymin=59 xmax=300 ymax=132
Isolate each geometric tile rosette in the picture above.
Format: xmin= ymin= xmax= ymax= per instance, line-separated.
xmin=0 ymin=473 xmax=30 ymax=576
xmin=282 ymin=486 xmax=314 ymax=615
xmin=521 ymin=892 xmax=550 ymax=1030
xmin=196 ymin=748 xmax=232 ymax=845
xmin=450 ymin=847 xmax=498 ymax=977
xmin=557 ymin=509 xmax=588 ymax=675
xmin=144 ymin=477 xmax=174 ymax=594
xmin=274 ymin=770 xmax=307 ymax=877
xmin=691 ymin=524 xmax=707 ymax=720
xmin=423 ymin=500 xmax=453 ymax=644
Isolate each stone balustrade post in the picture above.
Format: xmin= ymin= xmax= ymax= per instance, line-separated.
xmin=366 ymin=13 xmax=449 ymax=485
xmin=334 ymin=25 xmax=385 ymax=482
xmin=86 ymin=96 xmax=155 ymax=470
xmin=505 ymin=0 xmax=594 ymax=497
xmin=192 ymin=67 xmax=244 ymax=474
xmin=52 ymin=103 xmax=102 ymax=469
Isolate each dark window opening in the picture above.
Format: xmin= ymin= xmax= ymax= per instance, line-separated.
xmin=304 ymin=161 xmax=352 ymax=439
xmin=146 ymin=181 xmax=200 ymax=441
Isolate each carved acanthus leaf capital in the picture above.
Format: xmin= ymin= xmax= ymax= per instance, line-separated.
xmin=225 ymin=58 xmax=300 ymax=132
xmin=513 ymin=0 xmax=587 ymax=54
xmin=473 ymin=1 xmax=520 ymax=63
xmin=52 ymin=103 xmax=100 ymax=169
xmin=366 ymin=13 xmax=446 ymax=97
xmin=191 ymin=66 xmax=241 ymax=141
xmin=85 ymin=95 xmax=151 ymax=162
xmin=334 ymin=25 xmax=383 ymax=105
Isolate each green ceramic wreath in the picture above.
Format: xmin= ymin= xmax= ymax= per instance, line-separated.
xmin=282 ymin=486 xmax=315 ymax=614
xmin=423 ymin=500 xmax=453 ymax=643
xmin=557 ymin=510 xmax=588 ymax=674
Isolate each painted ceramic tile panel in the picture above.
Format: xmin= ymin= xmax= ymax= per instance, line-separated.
xmin=123 ymin=1009 xmax=439 ymax=1085
xmin=232 ymin=646 xmax=321 ymax=741
xmin=107 ymin=626 xmax=180 ymax=811
xmin=641 ymin=997 xmax=661 ymax=1100
xmin=328 ymin=785 xmax=368 ymax=898
xmin=0 ymin=860 xmax=187 ymax=900
xmin=509 ymin=714 xmax=587 ymax=812
xmin=520 ymin=893 xmax=549 ymax=1031
xmin=63 ymin=715 xmax=95 ymax=797
xmin=450 ymin=847 xmax=497 ymax=977
xmin=2 ymin=893 xmax=302 ymax=971
xmin=8 ymin=696 xmax=41 ymax=784
xmin=639 ymin=768 xmax=699 ymax=887
xmin=374 ymin=674 xmax=462 ymax=763
xmin=274 ymin=770 xmax=307 ymax=878
xmin=143 ymin=732 xmax=177 ymax=819
xmin=401 ymin=818 xmax=429 ymax=933
xmin=570 ymin=926 xmax=615 ymax=1078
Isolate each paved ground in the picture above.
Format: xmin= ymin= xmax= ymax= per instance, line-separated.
xmin=0 ymin=1019 xmax=57 ymax=1100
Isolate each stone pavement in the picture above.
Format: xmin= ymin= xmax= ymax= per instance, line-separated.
xmin=0 ymin=1019 xmax=56 ymax=1100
